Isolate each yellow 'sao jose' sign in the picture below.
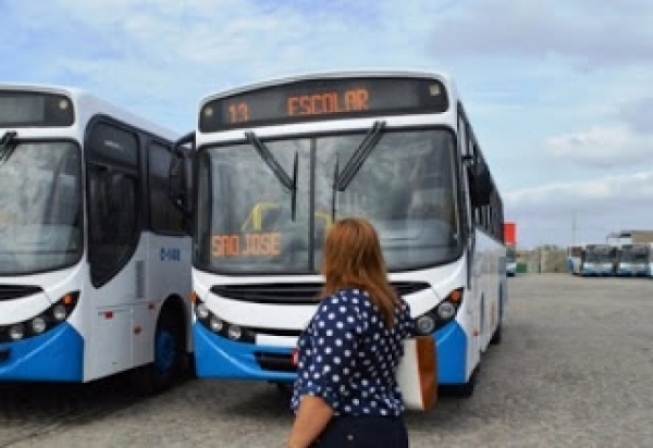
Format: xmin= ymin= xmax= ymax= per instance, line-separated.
xmin=211 ymin=232 xmax=281 ymax=258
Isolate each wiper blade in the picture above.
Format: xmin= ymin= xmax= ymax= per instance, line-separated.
xmin=334 ymin=120 xmax=386 ymax=191
xmin=0 ymin=131 xmax=18 ymax=165
xmin=245 ymin=131 xmax=298 ymax=219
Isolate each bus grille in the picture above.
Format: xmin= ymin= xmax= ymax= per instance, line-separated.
xmin=210 ymin=281 xmax=430 ymax=304
xmin=0 ymin=285 xmax=43 ymax=301
xmin=254 ymin=352 xmax=297 ymax=372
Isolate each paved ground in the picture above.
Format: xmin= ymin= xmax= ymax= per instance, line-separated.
xmin=1 ymin=274 xmax=652 ymax=448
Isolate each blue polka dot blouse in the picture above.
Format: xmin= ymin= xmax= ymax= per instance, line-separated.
xmin=291 ymin=288 xmax=414 ymax=416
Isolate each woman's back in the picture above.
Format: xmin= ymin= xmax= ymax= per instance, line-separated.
xmin=291 ymin=288 xmax=413 ymax=417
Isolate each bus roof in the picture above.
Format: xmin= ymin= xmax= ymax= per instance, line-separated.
xmin=199 ymin=70 xmax=458 ymax=106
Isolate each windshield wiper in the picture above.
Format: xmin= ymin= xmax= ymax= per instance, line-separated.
xmin=334 ymin=120 xmax=386 ymax=191
xmin=0 ymin=131 xmax=18 ymax=165
xmin=330 ymin=121 xmax=386 ymax=220
xmin=245 ymin=131 xmax=298 ymax=220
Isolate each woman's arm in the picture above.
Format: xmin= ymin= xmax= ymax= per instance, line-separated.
xmin=287 ymin=395 xmax=333 ymax=448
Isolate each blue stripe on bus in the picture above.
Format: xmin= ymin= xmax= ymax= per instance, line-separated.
xmin=0 ymin=323 xmax=83 ymax=382
xmin=195 ymin=321 xmax=470 ymax=385
xmin=435 ymin=322 xmax=468 ymax=384
xmin=193 ymin=324 xmax=295 ymax=382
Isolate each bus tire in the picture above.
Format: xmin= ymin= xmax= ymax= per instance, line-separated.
xmin=450 ymin=367 xmax=478 ymax=398
xmin=274 ymin=382 xmax=293 ymax=397
xmin=131 ymin=306 xmax=187 ymax=395
xmin=490 ymin=323 xmax=502 ymax=345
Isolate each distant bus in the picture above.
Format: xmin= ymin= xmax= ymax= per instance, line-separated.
xmin=0 ymin=84 xmax=192 ymax=391
xmin=567 ymin=245 xmax=583 ymax=275
xmin=506 ymin=246 xmax=517 ymax=277
xmin=180 ymin=70 xmax=508 ymax=397
xmin=616 ymin=244 xmax=651 ymax=277
xmin=581 ymin=244 xmax=616 ymax=277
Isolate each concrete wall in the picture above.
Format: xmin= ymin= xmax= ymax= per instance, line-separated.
xmin=516 ymin=248 xmax=569 ymax=273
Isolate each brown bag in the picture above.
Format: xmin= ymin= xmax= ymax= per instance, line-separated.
xmin=396 ymin=336 xmax=437 ymax=411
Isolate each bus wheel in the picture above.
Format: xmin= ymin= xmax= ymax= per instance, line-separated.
xmin=132 ymin=309 xmax=186 ymax=395
xmin=449 ymin=367 xmax=478 ymax=398
xmin=274 ymin=382 xmax=293 ymax=397
xmin=490 ymin=323 xmax=502 ymax=345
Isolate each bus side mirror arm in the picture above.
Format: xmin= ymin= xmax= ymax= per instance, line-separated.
xmin=168 ymin=132 xmax=195 ymax=227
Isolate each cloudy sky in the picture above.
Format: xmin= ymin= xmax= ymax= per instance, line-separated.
xmin=2 ymin=0 xmax=652 ymax=248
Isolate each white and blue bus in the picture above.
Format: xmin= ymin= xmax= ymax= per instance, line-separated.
xmin=182 ymin=71 xmax=507 ymax=396
xmin=616 ymin=243 xmax=652 ymax=277
xmin=0 ymin=84 xmax=192 ymax=392
xmin=581 ymin=244 xmax=617 ymax=277
xmin=567 ymin=245 xmax=584 ymax=275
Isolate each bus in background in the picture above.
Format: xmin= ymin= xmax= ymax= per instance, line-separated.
xmin=179 ymin=71 xmax=507 ymax=397
xmin=504 ymin=222 xmax=516 ymax=277
xmin=581 ymin=244 xmax=616 ymax=276
xmin=505 ymin=246 xmax=517 ymax=277
xmin=0 ymin=84 xmax=192 ymax=392
xmin=567 ymin=245 xmax=584 ymax=275
xmin=616 ymin=243 xmax=651 ymax=277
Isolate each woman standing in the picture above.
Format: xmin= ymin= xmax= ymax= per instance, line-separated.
xmin=287 ymin=217 xmax=414 ymax=448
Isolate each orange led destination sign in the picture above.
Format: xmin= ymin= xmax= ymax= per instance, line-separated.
xmin=225 ymin=88 xmax=369 ymax=124
xmin=212 ymin=232 xmax=281 ymax=258
xmin=286 ymin=88 xmax=369 ymax=117
xmin=200 ymin=76 xmax=448 ymax=132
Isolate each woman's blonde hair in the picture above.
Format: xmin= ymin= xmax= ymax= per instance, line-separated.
xmin=321 ymin=217 xmax=399 ymax=327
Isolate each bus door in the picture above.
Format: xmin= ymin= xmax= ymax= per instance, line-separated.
xmin=85 ymin=121 xmax=141 ymax=378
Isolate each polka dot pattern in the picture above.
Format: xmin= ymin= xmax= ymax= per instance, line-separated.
xmin=291 ymin=288 xmax=414 ymax=416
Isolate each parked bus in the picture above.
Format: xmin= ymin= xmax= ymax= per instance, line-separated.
xmin=616 ymin=243 xmax=651 ymax=277
xmin=179 ymin=71 xmax=507 ymax=396
xmin=506 ymin=246 xmax=517 ymax=277
xmin=0 ymin=84 xmax=192 ymax=392
xmin=581 ymin=244 xmax=616 ymax=276
xmin=567 ymin=245 xmax=584 ymax=275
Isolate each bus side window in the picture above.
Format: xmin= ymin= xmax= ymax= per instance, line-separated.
xmin=109 ymin=174 xmax=137 ymax=242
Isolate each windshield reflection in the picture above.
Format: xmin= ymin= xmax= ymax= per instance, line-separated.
xmin=195 ymin=129 xmax=461 ymax=274
xmin=0 ymin=141 xmax=82 ymax=274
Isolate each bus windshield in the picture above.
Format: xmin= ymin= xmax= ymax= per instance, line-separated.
xmin=585 ymin=247 xmax=613 ymax=263
xmin=620 ymin=247 xmax=649 ymax=263
xmin=0 ymin=141 xmax=82 ymax=274
xmin=195 ymin=128 xmax=461 ymax=273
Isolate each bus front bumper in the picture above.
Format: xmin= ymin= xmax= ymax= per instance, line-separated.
xmin=0 ymin=323 xmax=83 ymax=382
xmin=193 ymin=324 xmax=296 ymax=382
xmin=435 ymin=322 xmax=468 ymax=385
xmin=193 ymin=320 xmax=470 ymax=385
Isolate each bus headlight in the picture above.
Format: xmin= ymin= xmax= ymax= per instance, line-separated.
xmin=9 ymin=324 xmax=25 ymax=341
xmin=193 ymin=298 xmax=255 ymax=343
xmin=52 ymin=304 xmax=68 ymax=321
xmin=415 ymin=315 xmax=436 ymax=335
xmin=30 ymin=317 xmax=48 ymax=334
xmin=436 ymin=302 xmax=457 ymax=320
xmin=210 ymin=316 xmax=224 ymax=333
xmin=228 ymin=325 xmax=242 ymax=340
xmin=0 ymin=292 xmax=79 ymax=343
xmin=196 ymin=303 xmax=210 ymax=320
xmin=413 ymin=288 xmax=464 ymax=333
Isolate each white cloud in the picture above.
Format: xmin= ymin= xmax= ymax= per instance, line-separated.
xmin=544 ymin=125 xmax=651 ymax=168
xmin=427 ymin=0 xmax=653 ymax=69
xmin=617 ymin=98 xmax=653 ymax=134
xmin=506 ymin=172 xmax=653 ymax=247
